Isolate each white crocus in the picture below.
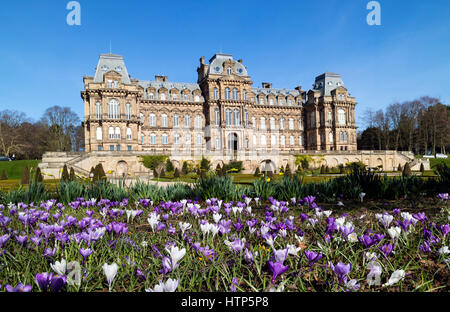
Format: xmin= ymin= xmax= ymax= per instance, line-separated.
xmin=366 ymin=262 xmax=382 ymax=286
xmin=438 ymin=246 xmax=449 ymax=255
xmin=245 ymin=197 xmax=252 ymax=205
xmin=383 ymin=270 xmax=405 ymax=287
xmin=213 ymin=213 xmax=222 ymax=223
xmin=279 ymin=229 xmax=287 ymax=238
xmin=210 ymin=224 xmax=219 ymax=238
xmin=260 ymin=225 xmax=270 ymax=236
xmin=348 ymin=233 xmax=358 ymax=243
xmin=50 ymin=259 xmax=67 ymax=275
xmin=387 ymin=226 xmax=402 ymax=241
xmin=147 ymin=212 xmax=160 ymax=232
xmin=335 ymin=217 xmax=346 ymax=228
xmin=102 ymin=262 xmax=119 ymax=291
xmin=323 ymin=210 xmax=333 ymax=218
xmin=200 ymin=222 xmax=212 ymax=235
xmin=163 ymin=278 xmax=180 ymax=292
xmin=166 ymin=246 xmax=186 ymax=269
xmin=178 ymin=222 xmax=192 ymax=234
xmin=295 ymin=234 xmax=304 ymax=243
xmin=359 ymin=192 xmax=366 ymax=202
xmin=379 ymin=214 xmax=394 ymax=228
xmin=286 ymin=244 xmax=301 ymax=256
xmin=125 ymin=210 xmax=138 ymax=223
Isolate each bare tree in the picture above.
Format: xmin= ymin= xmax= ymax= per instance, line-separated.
xmin=41 ymin=106 xmax=80 ymax=152
xmin=0 ymin=110 xmax=29 ymax=156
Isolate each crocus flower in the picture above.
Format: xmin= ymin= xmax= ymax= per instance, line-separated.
xmin=146 ymin=279 xmax=179 ymax=292
xmin=35 ymin=272 xmax=52 ymax=291
xmin=440 ymin=224 xmax=449 ymax=238
xmin=230 ymin=277 xmax=238 ymax=292
xmin=102 ymin=263 xmax=118 ymax=291
xmin=50 ymin=259 xmax=67 ymax=275
xmin=272 ymin=248 xmax=288 ymax=263
xmin=268 ymin=261 xmax=289 ymax=282
xmin=79 ymin=248 xmax=93 ymax=263
xmin=5 ymin=283 xmax=32 ymax=292
xmin=304 ymin=250 xmax=322 ymax=271
xmin=419 ymin=241 xmax=431 ymax=253
xmin=387 ymin=226 xmax=401 ymax=241
xmin=379 ymin=244 xmax=395 ymax=257
xmin=332 ymin=262 xmax=352 ymax=284
xmin=165 ymin=245 xmax=186 ymax=270
xmin=50 ymin=274 xmax=66 ymax=292
xmin=366 ymin=262 xmax=382 ymax=286
xmin=383 ymin=270 xmax=405 ymax=287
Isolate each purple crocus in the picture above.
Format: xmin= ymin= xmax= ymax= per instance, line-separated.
xmin=304 ymin=250 xmax=322 ymax=271
xmin=419 ymin=241 xmax=431 ymax=253
xmin=50 ymin=275 xmax=66 ymax=292
xmin=5 ymin=283 xmax=32 ymax=292
xmin=0 ymin=234 xmax=10 ymax=247
xmin=230 ymin=277 xmax=238 ymax=292
xmin=268 ymin=261 xmax=289 ymax=282
xmin=244 ymin=248 xmax=254 ymax=264
xmin=160 ymin=256 xmax=172 ymax=275
xmin=35 ymin=272 xmax=52 ymax=291
xmin=440 ymin=224 xmax=449 ymax=238
xmin=379 ymin=243 xmax=395 ymax=257
xmin=43 ymin=247 xmax=57 ymax=258
xmin=16 ymin=235 xmax=28 ymax=246
xmin=79 ymin=248 xmax=93 ymax=263
xmin=332 ymin=262 xmax=352 ymax=284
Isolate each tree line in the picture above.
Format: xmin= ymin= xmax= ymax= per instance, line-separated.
xmin=0 ymin=106 xmax=83 ymax=159
xmin=357 ymin=96 xmax=450 ymax=155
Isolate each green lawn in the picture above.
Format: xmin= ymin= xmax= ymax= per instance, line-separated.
xmin=0 ymin=160 xmax=40 ymax=180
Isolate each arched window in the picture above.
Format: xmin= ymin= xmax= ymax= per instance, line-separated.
xmin=150 ymin=133 xmax=156 ymax=145
xmin=115 ymin=127 xmax=121 ymax=139
xmin=194 ymin=94 xmax=200 ymax=102
xmin=162 ymin=134 xmax=168 ymax=145
xmin=214 ymin=109 xmax=220 ymax=126
xmin=260 ymin=117 xmax=266 ymax=130
xmin=233 ymin=109 xmax=239 ymax=126
xmin=161 ymin=114 xmax=168 ymax=127
xmin=174 ymin=133 xmax=180 ymax=145
xmin=270 ymin=134 xmax=276 ymax=146
xmin=195 ymin=115 xmax=202 ymax=129
xmin=269 ymin=98 xmax=274 ymax=105
xmin=213 ymin=88 xmax=218 ymax=100
xmin=225 ymin=109 xmax=232 ymax=126
xmin=96 ymin=102 xmax=102 ymax=119
xmin=160 ymin=92 xmax=166 ymax=100
xmin=149 ymin=114 xmax=156 ymax=127
xmin=232 ymin=88 xmax=238 ymax=100
xmin=173 ymin=114 xmax=179 ymax=127
xmin=126 ymin=127 xmax=132 ymax=140
xmin=185 ymin=115 xmax=190 ymax=127
xmin=184 ymin=93 xmax=189 ymax=101
xmin=185 ymin=133 xmax=191 ymax=144
xmin=96 ymin=127 xmax=102 ymax=140
xmin=260 ymin=134 xmax=267 ymax=146
xmin=108 ymin=127 xmax=114 ymax=139
xmin=196 ymin=134 xmax=202 ymax=145
xmin=149 ymin=92 xmax=154 ymax=100
xmin=108 ymin=99 xmax=120 ymax=119
xmin=259 ymin=97 xmax=265 ymax=105
xmin=126 ymin=103 xmax=131 ymax=120
xmin=225 ymin=88 xmax=231 ymax=100
xmin=338 ymin=109 xmax=346 ymax=126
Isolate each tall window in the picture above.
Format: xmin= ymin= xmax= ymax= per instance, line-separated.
xmin=328 ymin=111 xmax=332 ymax=124
xmin=280 ymin=135 xmax=285 ymax=146
xmin=339 ymin=131 xmax=344 ymax=142
xmin=195 ymin=115 xmax=202 ymax=129
xmin=259 ymin=97 xmax=265 ymax=105
xmin=150 ymin=133 xmax=156 ymax=145
xmin=160 ymin=92 xmax=166 ymax=100
xmin=173 ymin=114 xmax=179 ymax=127
xmin=298 ymin=118 xmax=303 ymax=130
xmin=225 ymin=109 xmax=232 ymax=126
xmin=329 ymin=132 xmax=333 ymax=143
xmin=309 ymin=111 xmax=316 ymax=128
xmin=185 ymin=115 xmax=190 ymax=128
xmin=196 ymin=134 xmax=202 ymax=145
xmin=162 ymin=134 xmax=168 ymax=145
xmin=149 ymin=114 xmax=156 ymax=127
xmin=126 ymin=103 xmax=131 ymax=120
xmin=253 ymin=134 xmax=257 ymax=146
xmin=289 ymin=118 xmax=294 ymax=130
xmin=270 ymin=135 xmax=276 ymax=146
xmin=172 ymin=93 xmax=177 ymax=101
xmin=280 ymin=118 xmax=285 ymax=130
xmin=269 ymin=98 xmax=274 ymax=105
xmin=299 ymin=135 xmax=303 ymax=146
xmin=252 ymin=117 xmax=256 ymax=128
xmin=161 ymin=114 xmax=168 ymax=127
xmin=338 ymin=109 xmax=346 ymax=125
xmin=107 ymin=80 xmax=112 ymax=88
xmin=109 ymin=127 xmax=114 ymax=139
xmin=225 ymin=88 xmax=231 ymax=100
xmin=232 ymin=88 xmax=238 ymax=100
xmin=288 ymin=100 xmax=292 ymax=106
xmin=108 ymin=99 xmax=120 ymax=119
xmin=214 ymin=109 xmax=220 ymax=126
xmin=270 ymin=117 xmax=276 ymax=130
xmin=141 ymin=134 xmax=144 ymax=145
xmin=126 ymin=128 xmax=132 ymax=140
xmin=96 ymin=102 xmax=102 ymax=119
xmin=174 ymin=133 xmax=180 ymax=145
xmin=149 ymin=92 xmax=154 ymax=100
xmin=213 ymin=88 xmax=218 ymax=100
xmin=260 ymin=117 xmax=266 ymax=130
xmin=244 ymin=110 xmax=248 ymax=126
xmin=245 ymin=138 xmax=249 ymax=149
xmin=185 ymin=133 xmax=191 ymax=144
xmin=233 ymin=109 xmax=239 ymax=126
xmin=227 ymin=67 xmax=232 ymax=75
xmin=194 ymin=94 xmax=200 ymax=102
xmin=243 ymin=90 xmax=247 ymax=100
xmin=184 ymin=93 xmax=189 ymax=101
xmin=260 ymin=135 xmax=267 ymax=146
xmin=290 ymin=135 xmax=294 ymax=146
xmin=215 ymin=137 xmax=221 ymax=149
xmin=96 ymin=127 xmax=102 ymax=140
xmin=343 ymin=132 xmax=348 ymax=143
xmin=113 ymin=80 xmax=118 ymax=88
xmin=140 ymin=113 xmax=144 ymax=124
xmin=115 ymin=127 xmax=121 ymax=139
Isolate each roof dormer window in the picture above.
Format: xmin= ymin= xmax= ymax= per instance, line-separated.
xmin=227 ymin=67 xmax=232 ymax=75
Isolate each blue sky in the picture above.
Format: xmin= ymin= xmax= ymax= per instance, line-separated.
xmin=0 ymin=0 xmax=449 ymax=129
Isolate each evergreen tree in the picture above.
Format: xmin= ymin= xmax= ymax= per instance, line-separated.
xmin=69 ymin=167 xmax=75 ymax=181
xmin=0 ymin=169 xmax=7 ymax=180
xmin=181 ymin=161 xmax=189 ymax=175
xmin=21 ymin=165 xmax=30 ymax=185
xmin=397 ymin=164 xmax=402 ymax=172
xmin=160 ymin=168 xmax=166 ymax=177
xmin=402 ymin=162 xmax=412 ymax=177
xmin=254 ymin=167 xmax=260 ymax=177
xmin=166 ymin=159 xmax=174 ymax=172
xmin=285 ymin=164 xmax=292 ymax=177
xmin=200 ymin=157 xmax=211 ymax=172
xmin=34 ymin=167 xmax=43 ymax=183
xmin=174 ymin=167 xmax=180 ymax=178
xmin=61 ymin=164 xmax=70 ymax=181
xmin=320 ymin=165 xmax=325 ymax=174
xmin=420 ymin=163 xmax=424 ymax=172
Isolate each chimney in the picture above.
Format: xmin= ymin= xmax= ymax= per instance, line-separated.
xmin=155 ymin=75 xmax=168 ymax=82
xmin=238 ymin=59 xmax=243 ymax=63
xmin=295 ymin=85 xmax=303 ymax=92
xmin=200 ymin=56 xmax=205 ymax=65
xmin=262 ymin=82 xmax=272 ymax=89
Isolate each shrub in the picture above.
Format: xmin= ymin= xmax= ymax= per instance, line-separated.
xmin=254 ymin=167 xmax=260 ymax=177
xmin=285 ymin=164 xmax=292 ymax=177
xmin=398 ymin=164 xmax=402 ymax=172
xmin=21 ymin=165 xmax=30 ymax=185
xmin=160 ymin=168 xmax=166 ymax=177
xmin=200 ymin=157 xmax=211 ymax=172
xmin=69 ymin=167 xmax=75 ymax=181
xmin=0 ymin=169 xmax=7 ymax=180
xmin=34 ymin=167 xmax=43 ymax=183
xmin=165 ymin=159 xmax=174 ymax=173
xmin=320 ymin=165 xmax=325 ymax=174
xmin=93 ymin=163 xmax=106 ymax=182
xmin=402 ymin=163 xmax=412 ymax=177
xmin=420 ymin=163 xmax=424 ymax=172
xmin=174 ymin=168 xmax=180 ymax=178
xmin=139 ymin=155 xmax=168 ymax=170
xmin=181 ymin=161 xmax=189 ymax=175
xmin=223 ymin=161 xmax=243 ymax=173
xmin=61 ymin=164 xmax=70 ymax=181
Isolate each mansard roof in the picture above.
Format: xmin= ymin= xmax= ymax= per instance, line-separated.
xmin=94 ymin=54 xmax=131 ymax=85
